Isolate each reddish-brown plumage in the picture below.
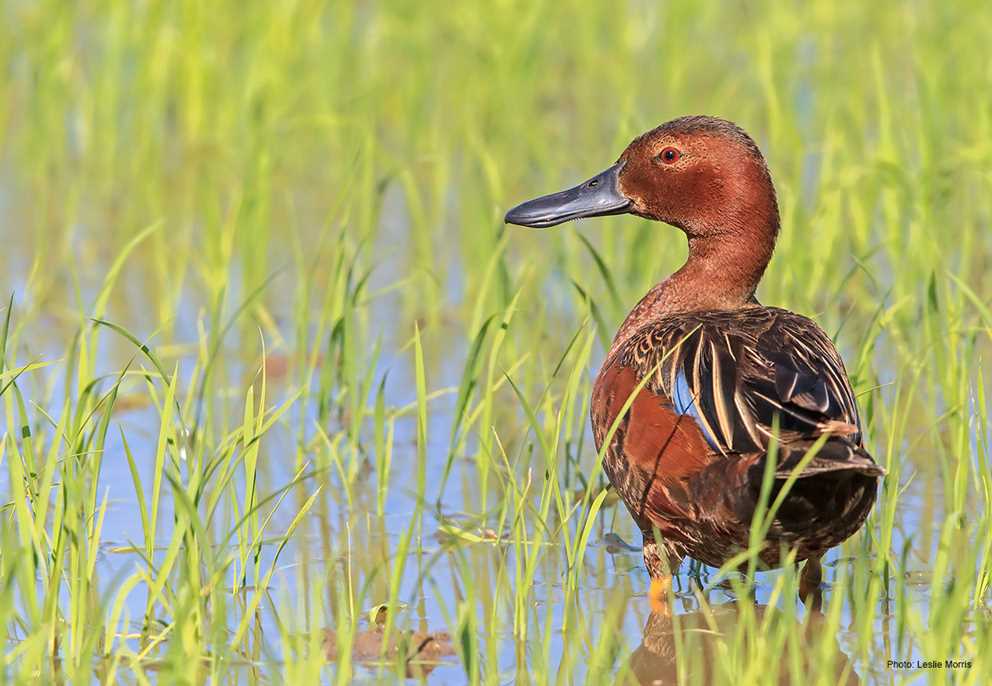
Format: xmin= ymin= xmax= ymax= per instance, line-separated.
xmin=591 ymin=363 xmax=709 ymax=530
xmin=593 ymin=364 xmax=709 ymax=491
xmin=591 ymin=362 xmax=719 ymax=555
xmin=505 ymin=115 xmax=883 ymax=584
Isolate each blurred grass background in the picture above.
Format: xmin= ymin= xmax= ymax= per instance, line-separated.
xmin=1 ymin=0 xmax=991 ymax=683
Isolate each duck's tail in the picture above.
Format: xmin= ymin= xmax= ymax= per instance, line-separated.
xmin=773 ymin=438 xmax=886 ymax=479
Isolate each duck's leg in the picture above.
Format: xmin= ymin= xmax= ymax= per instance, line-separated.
xmin=643 ymin=537 xmax=682 ymax=615
xmin=799 ymin=555 xmax=823 ymax=611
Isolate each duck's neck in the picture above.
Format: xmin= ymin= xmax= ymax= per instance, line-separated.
xmin=608 ymin=232 xmax=774 ymax=358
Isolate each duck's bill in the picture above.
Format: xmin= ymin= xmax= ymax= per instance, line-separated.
xmin=504 ymin=162 xmax=631 ymax=228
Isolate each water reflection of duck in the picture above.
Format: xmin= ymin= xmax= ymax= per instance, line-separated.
xmin=506 ymin=116 xmax=884 ymax=593
xmin=623 ymin=602 xmax=859 ymax=685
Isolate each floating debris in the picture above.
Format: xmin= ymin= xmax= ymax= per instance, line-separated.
xmin=603 ymin=532 xmax=641 ymax=553
xmin=324 ymin=626 xmax=455 ymax=678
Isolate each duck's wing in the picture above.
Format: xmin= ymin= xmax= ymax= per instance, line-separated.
xmin=618 ymin=308 xmax=882 ymax=477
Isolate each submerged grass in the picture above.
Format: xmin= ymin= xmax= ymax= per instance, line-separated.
xmin=1 ymin=0 xmax=992 ymax=683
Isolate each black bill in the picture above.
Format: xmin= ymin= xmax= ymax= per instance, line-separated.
xmin=504 ymin=162 xmax=630 ymax=228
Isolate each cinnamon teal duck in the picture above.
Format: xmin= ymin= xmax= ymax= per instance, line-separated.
xmin=505 ymin=115 xmax=884 ymax=593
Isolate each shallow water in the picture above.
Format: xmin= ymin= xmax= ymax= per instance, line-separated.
xmin=2 ymin=2 xmax=991 ymax=674
xmin=0 ymin=246 xmax=967 ymax=684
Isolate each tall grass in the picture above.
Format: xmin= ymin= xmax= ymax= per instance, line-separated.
xmin=1 ymin=0 xmax=991 ymax=683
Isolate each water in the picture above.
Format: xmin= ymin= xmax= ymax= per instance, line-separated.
xmin=0 ymin=163 xmax=980 ymax=684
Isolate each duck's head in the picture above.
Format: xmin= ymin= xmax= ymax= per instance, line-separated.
xmin=504 ymin=115 xmax=779 ymax=244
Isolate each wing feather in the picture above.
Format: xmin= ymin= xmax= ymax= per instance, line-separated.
xmin=618 ymin=307 xmax=867 ymax=458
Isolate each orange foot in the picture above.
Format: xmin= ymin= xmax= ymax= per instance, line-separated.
xmin=648 ymin=577 xmax=671 ymax=615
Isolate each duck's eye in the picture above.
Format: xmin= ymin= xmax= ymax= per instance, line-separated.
xmin=659 ymin=147 xmax=681 ymax=164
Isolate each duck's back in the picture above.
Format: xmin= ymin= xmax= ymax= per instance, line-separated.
xmin=591 ymin=306 xmax=882 ymax=566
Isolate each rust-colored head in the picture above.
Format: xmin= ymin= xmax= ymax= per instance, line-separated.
xmin=505 ymin=116 xmax=781 ymax=315
xmin=505 ymin=115 xmax=779 ymax=244
xmin=615 ymin=116 xmax=779 ymax=241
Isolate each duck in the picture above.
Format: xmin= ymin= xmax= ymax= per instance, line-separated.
xmin=505 ymin=115 xmax=883 ymax=596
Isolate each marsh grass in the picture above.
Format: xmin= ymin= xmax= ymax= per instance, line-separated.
xmin=1 ymin=0 xmax=992 ymax=683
